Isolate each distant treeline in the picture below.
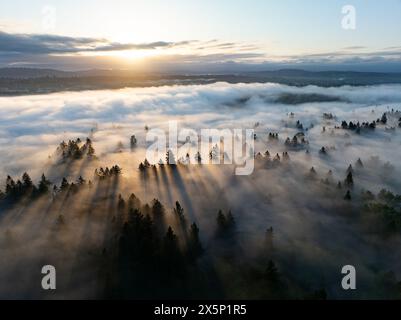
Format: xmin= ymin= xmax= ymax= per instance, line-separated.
xmin=1 ymin=69 xmax=401 ymax=96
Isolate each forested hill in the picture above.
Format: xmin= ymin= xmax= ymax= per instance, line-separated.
xmin=1 ymin=68 xmax=401 ymax=96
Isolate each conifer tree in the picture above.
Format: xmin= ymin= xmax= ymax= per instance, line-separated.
xmin=38 ymin=174 xmax=51 ymax=194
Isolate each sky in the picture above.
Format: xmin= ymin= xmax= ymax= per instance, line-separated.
xmin=1 ymin=0 xmax=401 ymax=72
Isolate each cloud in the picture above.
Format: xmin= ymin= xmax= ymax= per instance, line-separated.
xmin=1 ymin=31 xmax=401 ymax=72
xmin=0 ymin=31 xmax=194 ymax=55
xmin=342 ymin=46 xmax=367 ymax=50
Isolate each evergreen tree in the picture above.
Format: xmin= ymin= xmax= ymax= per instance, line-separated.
xmin=77 ymin=176 xmax=86 ymax=185
xmin=264 ymin=260 xmax=281 ymax=290
xmin=173 ymin=201 xmax=185 ymax=224
xmin=6 ymin=175 xmax=16 ymax=196
xmin=187 ymin=223 xmax=203 ymax=260
xmin=118 ymin=194 xmax=126 ymax=211
xmin=166 ymin=149 xmax=176 ymax=165
xmin=227 ymin=210 xmax=235 ymax=227
xmin=128 ymin=193 xmax=141 ymax=210
xmin=195 ymin=152 xmax=202 ymax=164
xmin=38 ymin=174 xmax=51 ymax=194
xmin=130 ymin=135 xmax=137 ymax=149
xmin=162 ymin=227 xmax=181 ymax=270
xmin=87 ymin=144 xmax=95 ymax=157
xmin=22 ymin=172 xmax=33 ymax=190
xmin=265 ymin=227 xmax=274 ymax=251
xmin=345 ymin=172 xmax=354 ymax=187
xmin=381 ymin=113 xmax=388 ymax=124
xmin=60 ymin=177 xmax=70 ymax=191
xmin=216 ymin=210 xmax=226 ymax=229
xmin=139 ymin=162 xmax=146 ymax=171
xmin=152 ymin=199 xmax=165 ymax=217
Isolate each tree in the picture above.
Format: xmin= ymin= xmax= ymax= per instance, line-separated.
xmin=162 ymin=227 xmax=181 ymax=269
xmin=187 ymin=223 xmax=203 ymax=260
xmin=87 ymin=144 xmax=95 ymax=157
xmin=344 ymin=190 xmax=352 ymax=201
xmin=173 ymin=201 xmax=185 ymax=224
xmin=266 ymin=227 xmax=274 ymax=251
xmin=152 ymin=199 xmax=165 ymax=217
xmin=128 ymin=193 xmax=141 ymax=209
xmin=195 ymin=152 xmax=202 ymax=164
xmin=166 ymin=149 xmax=176 ymax=165
xmin=73 ymin=147 xmax=83 ymax=159
xmin=381 ymin=113 xmax=388 ymax=124
xmin=130 ymin=135 xmax=137 ymax=149
xmin=60 ymin=177 xmax=70 ymax=191
xmin=227 ymin=210 xmax=235 ymax=227
xmin=309 ymin=167 xmax=317 ymax=177
xmin=118 ymin=194 xmax=126 ymax=211
xmin=77 ymin=176 xmax=86 ymax=185
xmin=38 ymin=174 xmax=51 ymax=194
xmin=22 ymin=172 xmax=33 ymax=190
xmin=139 ymin=162 xmax=146 ymax=172
xmin=6 ymin=175 xmax=16 ymax=196
xmin=216 ymin=210 xmax=226 ymax=229
xmin=345 ymin=172 xmax=354 ymax=187
xmin=264 ymin=260 xmax=281 ymax=290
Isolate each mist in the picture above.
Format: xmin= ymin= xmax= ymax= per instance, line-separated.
xmin=1 ymin=82 xmax=401 ymax=299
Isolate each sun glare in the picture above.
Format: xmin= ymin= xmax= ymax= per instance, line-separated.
xmin=112 ymin=49 xmax=159 ymax=60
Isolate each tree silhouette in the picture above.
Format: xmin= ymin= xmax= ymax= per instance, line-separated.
xmin=128 ymin=193 xmax=141 ymax=210
xmin=195 ymin=152 xmax=202 ymax=164
xmin=60 ymin=177 xmax=70 ymax=191
xmin=166 ymin=149 xmax=176 ymax=165
xmin=118 ymin=194 xmax=126 ymax=211
xmin=22 ymin=172 xmax=33 ymax=190
xmin=187 ymin=223 xmax=203 ymax=261
xmin=130 ymin=135 xmax=137 ymax=149
xmin=173 ymin=201 xmax=186 ymax=225
xmin=216 ymin=210 xmax=226 ymax=229
xmin=345 ymin=172 xmax=354 ymax=188
xmin=38 ymin=174 xmax=51 ymax=194
xmin=264 ymin=260 xmax=281 ymax=291
xmin=344 ymin=190 xmax=352 ymax=201
xmin=152 ymin=199 xmax=165 ymax=217
xmin=266 ymin=227 xmax=274 ymax=251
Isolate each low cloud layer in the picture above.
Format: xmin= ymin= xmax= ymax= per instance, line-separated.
xmin=1 ymin=82 xmax=401 ymax=298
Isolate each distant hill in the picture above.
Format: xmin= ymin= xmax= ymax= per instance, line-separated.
xmin=0 ymin=68 xmax=401 ymax=96
xmin=0 ymin=68 xmax=151 ymax=79
xmin=0 ymin=68 xmax=74 ymax=79
xmin=247 ymin=69 xmax=401 ymax=86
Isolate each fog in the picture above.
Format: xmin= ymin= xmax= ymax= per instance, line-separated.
xmin=1 ymin=82 xmax=401 ymax=299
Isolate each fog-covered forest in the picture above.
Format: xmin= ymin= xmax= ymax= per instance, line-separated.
xmin=1 ymin=82 xmax=401 ymax=299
